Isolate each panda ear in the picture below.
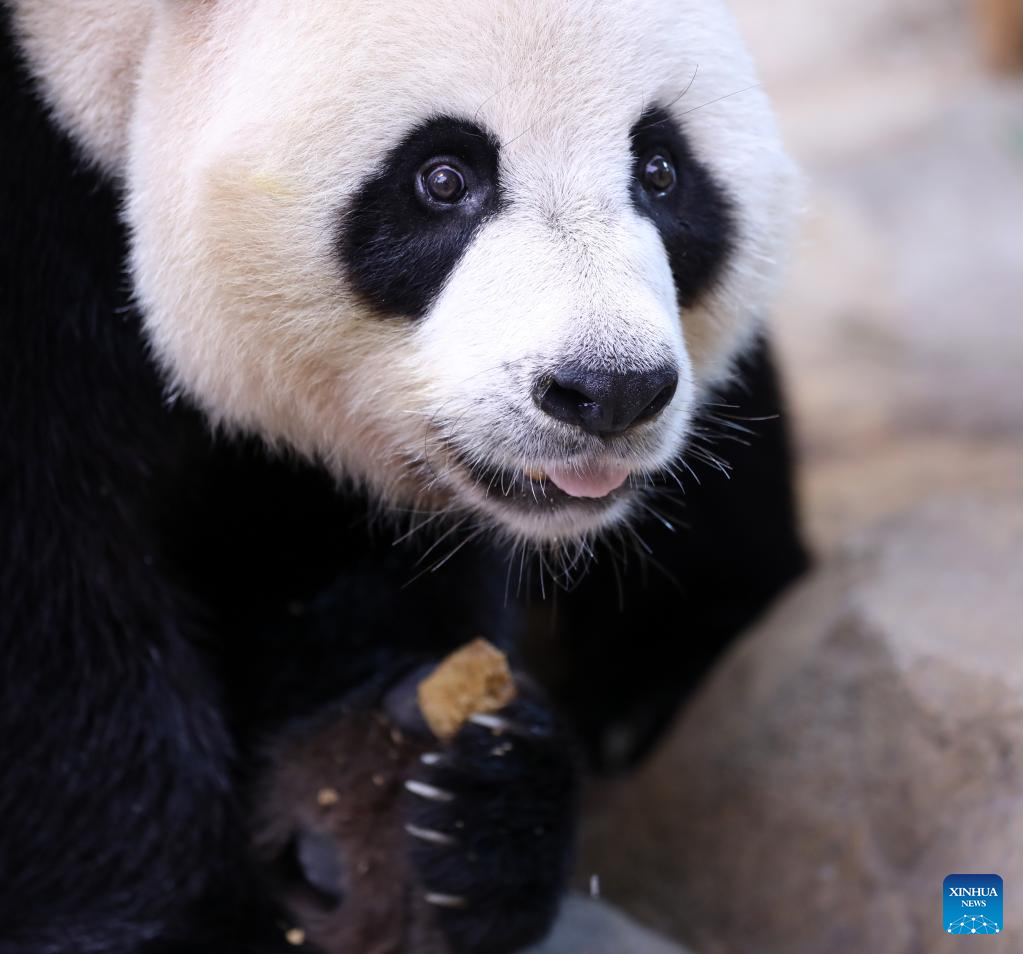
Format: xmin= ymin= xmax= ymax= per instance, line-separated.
xmin=12 ymin=0 xmax=160 ymax=175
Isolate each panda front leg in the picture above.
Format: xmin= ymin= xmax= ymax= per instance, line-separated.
xmin=389 ymin=675 xmax=580 ymax=954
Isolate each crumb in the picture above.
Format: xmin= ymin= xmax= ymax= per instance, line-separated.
xmin=285 ymin=927 xmax=306 ymax=946
xmin=317 ymin=787 xmax=340 ymax=807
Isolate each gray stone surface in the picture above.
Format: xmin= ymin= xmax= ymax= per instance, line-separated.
xmin=581 ymin=499 xmax=1023 ymax=954
xmin=529 ymin=897 xmax=691 ymax=954
xmin=732 ymin=0 xmax=1023 ymax=553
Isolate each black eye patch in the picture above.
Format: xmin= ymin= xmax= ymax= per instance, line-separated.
xmin=339 ymin=116 xmax=504 ymax=320
xmin=629 ymin=107 xmax=736 ymax=309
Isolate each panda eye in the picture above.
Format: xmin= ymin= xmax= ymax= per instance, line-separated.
xmin=418 ymin=160 xmax=468 ymax=206
xmin=641 ymin=153 xmax=678 ymax=196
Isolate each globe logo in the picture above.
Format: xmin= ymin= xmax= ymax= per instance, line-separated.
xmin=948 ymin=913 xmax=1000 ymax=935
xmin=944 ymin=875 xmax=1003 ymax=938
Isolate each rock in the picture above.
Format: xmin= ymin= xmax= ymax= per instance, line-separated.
xmin=976 ymin=0 xmax=1023 ymax=71
xmin=529 ymin=897 xmax=692 ymax=954
xmin=733 ymin=0 xmax=1023 ymax=555
xmin=581 ymin=498 xmax=1023 ymax=954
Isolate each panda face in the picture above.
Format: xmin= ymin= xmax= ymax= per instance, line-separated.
xmin=122 ymin=0 xmax=797 ymax=544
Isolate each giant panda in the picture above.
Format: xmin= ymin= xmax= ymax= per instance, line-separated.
xmin=0 ymin=1 xmax=806 ymax=952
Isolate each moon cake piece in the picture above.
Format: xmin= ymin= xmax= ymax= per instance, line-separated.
xmin=417 ymin=639 xmax=517 ymax=741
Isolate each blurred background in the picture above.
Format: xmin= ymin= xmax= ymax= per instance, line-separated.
xmin=735 ymin=0 xmax=1023 ymax=552
xmin=576 ymin=4 xmax=1023 ymax=953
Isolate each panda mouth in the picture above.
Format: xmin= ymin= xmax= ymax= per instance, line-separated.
xmin=450 ymin=453 xmax=635 ymax=511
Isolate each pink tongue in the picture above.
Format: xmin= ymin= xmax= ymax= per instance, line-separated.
xmin=547 ymin=463 xmax=630 ymax=499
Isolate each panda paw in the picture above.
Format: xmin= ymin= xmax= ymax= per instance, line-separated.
xmin=397 ymin=687 xmax=580 ymax=954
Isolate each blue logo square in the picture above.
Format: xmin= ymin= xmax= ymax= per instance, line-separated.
xmin=945 ymin=874 xmax=1003 ymax=935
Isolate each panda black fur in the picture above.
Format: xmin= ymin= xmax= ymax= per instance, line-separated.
xmin=249 ymin=679 xmax=579 ymax=954
xmin=0 ymin=2 xmax=807 ymax=953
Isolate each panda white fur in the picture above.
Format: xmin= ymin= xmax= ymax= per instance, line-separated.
xmin=14 ymin=0 xmax=797 ymax=544
xmin=1 ymin=2 xmax=806 ymax=952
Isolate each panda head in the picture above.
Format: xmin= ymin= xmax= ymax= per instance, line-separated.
xmin=20 ymin=0 xmax=798 ymax=545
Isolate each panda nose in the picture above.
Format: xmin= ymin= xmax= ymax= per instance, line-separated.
xmin=534 ymin=364 xmax=679 ymax=436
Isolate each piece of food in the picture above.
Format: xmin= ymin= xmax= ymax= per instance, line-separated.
xmin=417 ymin=639 xmax=517 ymax=741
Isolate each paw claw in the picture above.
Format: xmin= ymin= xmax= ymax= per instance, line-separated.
xmin=469 ymin=712 xmax=548 ymax=739
xmin=405 ymin=823 xmax=458 ymax=847
xmin=405 ymin=779 xmax=455 ymax=803
xmin=468 ymin=713 xmax=516 ymax=734
xmin=425 ymin=892 xmax=469 ymax=910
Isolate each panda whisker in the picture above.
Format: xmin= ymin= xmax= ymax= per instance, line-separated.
xmin=701 ymin=402 xmax=781 ymax=426
xmin=386 ymin=502 xmax=451 ymax=518
xmin=662 ymin=462 xmax=687 ymax=495
xmin=486 ymin=467 xmax=502 ymax=498
xmin=409 ymin=518 xmax=469 ymax=571
xmin=628 ymin=522 xmax=682 ymax=591
xmin=642 ymin=493 xmax=691 ymax=534
xmin=677 ymin=83 xmax=761 ymax=120
xmin=502 ymin=116 xmax=545 ymax=150
xmin=473 ymin=77 xmax=523 ymax=124
xmin=423 ymin=523 xmax=488 ymax=576
xmin=700 ymin=412 xmax=759 ymax=437
xmin=619 ymin=522 xmax=656 ymax=589
xmin=686 ymin=444 xmax=733 ymax=478
xmin=392 ymin=509 xmax=447 ymax=546
xmin=623 ymin=521 xmax=653 ymax=558
xmin=516 ymin=538 xmax=529 ymax=599
xmin=604 ymin=531 xmax=628 ymax=612
xmin=691 ymin=427 xmax=751 ymax=449
xmin=635 ymin=500 xmax=677 ymax=534
xmin=554 ymin=537 xmax=595 ymax=585
xmin=640 ymin=482 xmax=689 ymax=519
xmin=635 ymin=64 xmax=700 ymax=130
xmin=676 ymin=456 xmax=702 ymax=487
xmin=503 ymin=539 xmax=519 ymax=606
